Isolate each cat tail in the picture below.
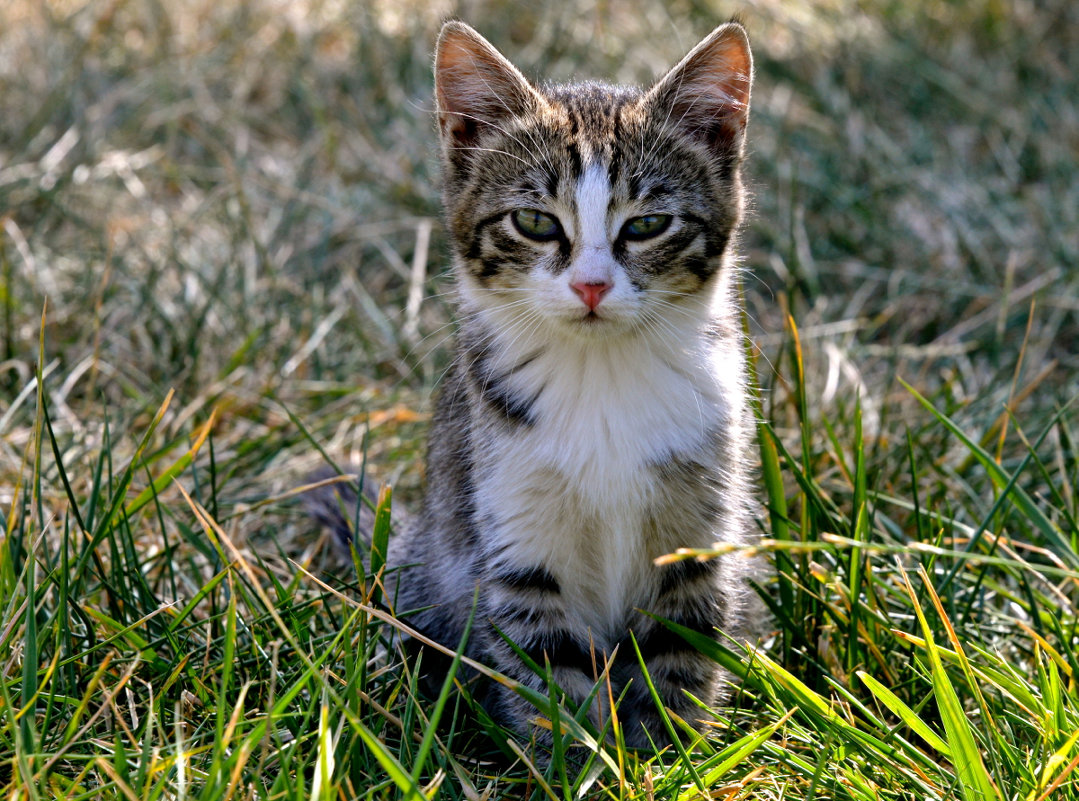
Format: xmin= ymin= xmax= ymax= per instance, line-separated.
xmin=301 ymin=466 xmax=380 ymax=555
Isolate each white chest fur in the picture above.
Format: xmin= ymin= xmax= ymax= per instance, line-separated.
xmin=472 ymin=326 xmax=734 ymax=636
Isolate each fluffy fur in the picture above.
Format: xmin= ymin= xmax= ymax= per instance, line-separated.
xmin=310 ymin=20 xmax=757 ymax=749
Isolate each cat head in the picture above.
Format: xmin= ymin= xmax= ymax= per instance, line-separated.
xmin=434 ymin=21 xmax=752 ymax=340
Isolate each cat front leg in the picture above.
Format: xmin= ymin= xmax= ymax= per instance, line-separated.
xmin=477 ymin=564 xmax=613 ymax=746
xmin=614 ymin=559 xmax=729 ymax=749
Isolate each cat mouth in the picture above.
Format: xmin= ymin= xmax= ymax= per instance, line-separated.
xmin=573 ymin=309 xmax=627 ymax=332
xmin=561 ymin=305 xmax=626 ymax=331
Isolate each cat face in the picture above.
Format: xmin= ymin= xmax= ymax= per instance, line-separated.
xmin=434 ymin=22 xmax=752 ymax=338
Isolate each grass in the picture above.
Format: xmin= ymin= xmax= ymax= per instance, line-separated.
xmin=1 ymin=0 xmax=1077 ymax=797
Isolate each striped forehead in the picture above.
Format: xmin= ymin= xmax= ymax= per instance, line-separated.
xmin=533 ymin=85 xmax=646 ymax=242
xmin=542 ymin=82 xmax=642 ymax=161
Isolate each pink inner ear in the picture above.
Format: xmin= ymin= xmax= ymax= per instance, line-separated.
xmin=682 ymin=32 xmax=752 ymax=122
xmin=434 ymin=25 xmax=535 ymax=147
xmin=435 ymin=39 xmax=489 ymax=140
xmin=654 ymin=26 xmax=753 ymax=156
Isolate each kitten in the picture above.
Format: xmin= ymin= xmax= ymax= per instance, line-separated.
xmin=312 ymin=20 xmax=756 ymax=750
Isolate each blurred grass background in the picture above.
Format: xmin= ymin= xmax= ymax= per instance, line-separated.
xmin=2 ymin=0 xmax=1075 ymax=505
xmin=2 ymin=0 xmax=1076 ymax=499
xmin=1 ymin=0 xmax=1077 ymax=797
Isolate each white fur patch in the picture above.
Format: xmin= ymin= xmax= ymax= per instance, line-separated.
xmin=472 ymin=303 xmax=735 ymax=640
xmin=574 ymin=164 xmax=611 ymax=252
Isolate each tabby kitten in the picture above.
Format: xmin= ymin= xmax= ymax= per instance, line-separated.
xmin=319 ymin=20 xmax=756 ymax=749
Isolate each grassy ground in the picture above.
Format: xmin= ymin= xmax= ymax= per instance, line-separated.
xmin=2 ymin=0 xmax=1077 ymax=798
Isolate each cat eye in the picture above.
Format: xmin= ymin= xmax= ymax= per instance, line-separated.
xmin=621 ymin=214 xmax=673 ymax=241
xmin=511 ymin=209 xmax=562 ymax=241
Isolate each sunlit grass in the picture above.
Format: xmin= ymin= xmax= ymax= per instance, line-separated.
xmin=1 ymin=0 xmax=1077 ymax=797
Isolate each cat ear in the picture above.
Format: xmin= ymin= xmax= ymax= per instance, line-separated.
xmin=646 ymin=23 xmax=753 ymax=161
xmin=434 ymin=21 xmax=539 ymax=152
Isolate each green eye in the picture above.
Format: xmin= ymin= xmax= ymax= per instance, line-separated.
xmin=622 ymin=214 xmax=672 ymax=240
xmin=511 ymin=209 xmax=561 ymax=241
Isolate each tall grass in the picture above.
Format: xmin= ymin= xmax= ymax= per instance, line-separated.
xmin=2 ymin=0 xmax=1077 ymax=797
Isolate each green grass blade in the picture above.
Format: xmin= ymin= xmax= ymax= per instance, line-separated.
xmin=630 ymin=633 xmax=706 ymax=793
xmin=857 ymin=670 xmax=949 ymax=756
xmin=122 ymin=412 xmax=216 ymax=520
xmin=409 ymin=593 xmax=475 ymax=783
xmin=354 ymin=718 xmax=426 ymax=801
xmin=683 ymin=712 xmax=791 ymax=798
xmin=899 ymin=566 xmax=1001 ymax=801
xmin=902 ymin=380 xmax=1079 ymax=569
xmin=311 ymin=700 xmax=336 ymax=801
xmin=369 ymin=484 xmax=392 ymax=606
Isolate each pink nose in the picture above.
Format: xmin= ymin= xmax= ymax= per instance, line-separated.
xmin=570 ymin=280 xmax=612 ymax=311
